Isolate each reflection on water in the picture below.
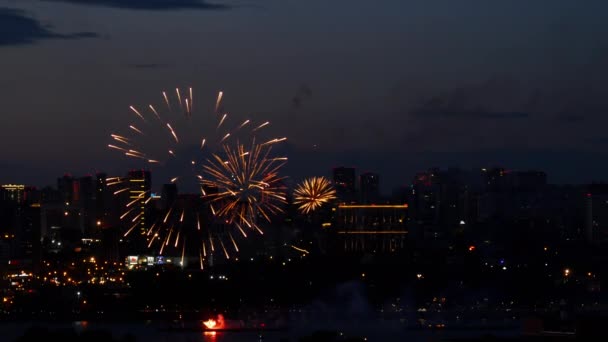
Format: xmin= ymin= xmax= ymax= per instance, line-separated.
xmin=4 ymin=322 xmax=266 ymax=342
xmin=2 ymin=320 xmax=520 ymax=342
xmin=203 ymin=331 xmax=217 ymax=340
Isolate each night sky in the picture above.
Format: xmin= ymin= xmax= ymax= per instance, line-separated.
xmin=2 ymin=0 xmax=608 ymax=193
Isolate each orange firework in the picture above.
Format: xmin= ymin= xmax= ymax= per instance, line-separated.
xmin=293 ymin=177 xmax=336 ymax=214
xmin=201 ymin=139 xmax=287 ymax=235
xmin=107 ymin=88 xmax=287 ymax=268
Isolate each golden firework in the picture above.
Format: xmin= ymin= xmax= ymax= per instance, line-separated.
xmin=293 ymin=177 xmax=336 ymax=214
xmin=107 ymin=87 xmax=287 ymax=268
xmin=201 ymin=139 xmax=287 ymax=235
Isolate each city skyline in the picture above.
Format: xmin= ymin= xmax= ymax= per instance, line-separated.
xmin=2 ymin=0 xmax=608 ymax=190
xmin=0 ymin=163 xmax=598 ymax=198
xmin=3 ymin=2 xmax=608 ymax=341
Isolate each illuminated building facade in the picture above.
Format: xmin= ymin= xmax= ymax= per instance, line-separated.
xmin=127 ymin=170 xmax=151 ymax=235
xmin=1 ymin=184 xmax=25 ymax=204
xmin=333 ymin=204 xmax=408 ymax=252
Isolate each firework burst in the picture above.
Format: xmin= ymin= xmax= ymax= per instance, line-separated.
xmin=201 ymin=139 xmax=287 ymax=235
xmin=107 ymin=87 xmax=287 ymax=268
xmin=293 ymin=177 xmax=336 ymax=214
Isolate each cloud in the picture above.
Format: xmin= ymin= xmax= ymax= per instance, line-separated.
xmin=409 ymin=77 xmax=533 ymax=121
xmin=0 ymin=7 xmax=98 ymax=46
xmin=413 ymin=106 xmax=530 ymax=120
xmin=384 ymin=76 xmax=589 ymax=152
xmin=42 ymin=0 xmax=230 ymax=10
xmin=292 ymin=83 xmax=313 ymax=109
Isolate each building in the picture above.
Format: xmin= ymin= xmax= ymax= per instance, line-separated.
xmin=40 ymin=200 xmax=80 ymax=251
xmin=14 ymin=204 xmax=41 ymax=267
xmin=477 ymin=168 xmax=548 ymax=222
xmin=0 ymin=196 xmax=41 ymax=267
xmin=0 ymin=198 xmax=18 ymax=263
xmin=161 ymin=183 xmax=178 ymax=211
xmin=95 ymin=172 xmax=110 ymax=225
xmin=78 ymin=175 xmax=96 ymax=236
xmin=360 ymin=172 xmax=380 ymax=204
xmin=333 ymin=167 xmax=356 ymax=203
xmin=1 ymin=184 xmax=25 ymax=204
xmin=40 ymin=186 xmax=60 ymax=204
xmin=408 ymin=170 xmax=441 ymax=236
xmin=51 ymin=174 xmax=100 ymax=236
xmin=127 ymin=170 xmax=152 ymax=236
xmin=585 ymin=183 xmax=608 ymax=244
xmin=408 ymin=168 xmax=483 ymax=238
xmin=332 ymin=204 xmax=408 ymax=253
xmin=511 ymin=170 xmax=547 ymax=191
xmin=57 ymin=174 xmax=75 ymax=204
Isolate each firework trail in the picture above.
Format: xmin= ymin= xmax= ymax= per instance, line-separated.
xmin=108 ymin=88 xmax=287 ymax=269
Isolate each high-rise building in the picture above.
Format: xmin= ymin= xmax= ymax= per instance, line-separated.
xmin=360 ymin=172 xmax=380 ymax=204
xmin=41 ymin=186 xmax=60 ymax=204
xmin=409 ymin=170 xmax=440 ymax=230
xmin=79 ymin=175 xmax=95 ymax=235
xmin=161 ymin=183 xmax=178 ymax=211
xmin=127 ymin=170 xmax=151 ymax=235
xmin=0 ymin=193 xmax=42 ymax=267
xmin=477 ymin=168 xmax=549 ymax=223
xmin=15 ymin=204 xmax=41 ymax=267
xmin=511 ymin=170 xmax=547 ymax=191
xmin=23 ymin=186 xmax=40 ymax=204
xmin=57 ymin=174 xmax=75 ymax=204
xmin=333 ymin=167 xmax=356 ymax=203
xmin=95 ymin=173 xmax=109 ymax=224
xmin=585 ymin=183 xmax=608 ymax=244
xmin=481 ymin=168 xmax=547 ymax=192
xmin=409 ymin=168 xmax=476 ymax=238
xmin=54 ymin=174 xmax=99 ymax=235
xmin=0 ymin=198 xmax=18 ymax=262
xmin=79 ymin=176 xmax=94 ymax=206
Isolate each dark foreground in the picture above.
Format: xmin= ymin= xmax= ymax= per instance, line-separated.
xmin=5 ymin=314 xmax=608 ymax=342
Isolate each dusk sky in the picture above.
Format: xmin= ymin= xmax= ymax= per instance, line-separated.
xmin=2 ymin=0 xmax=608 ymax=193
